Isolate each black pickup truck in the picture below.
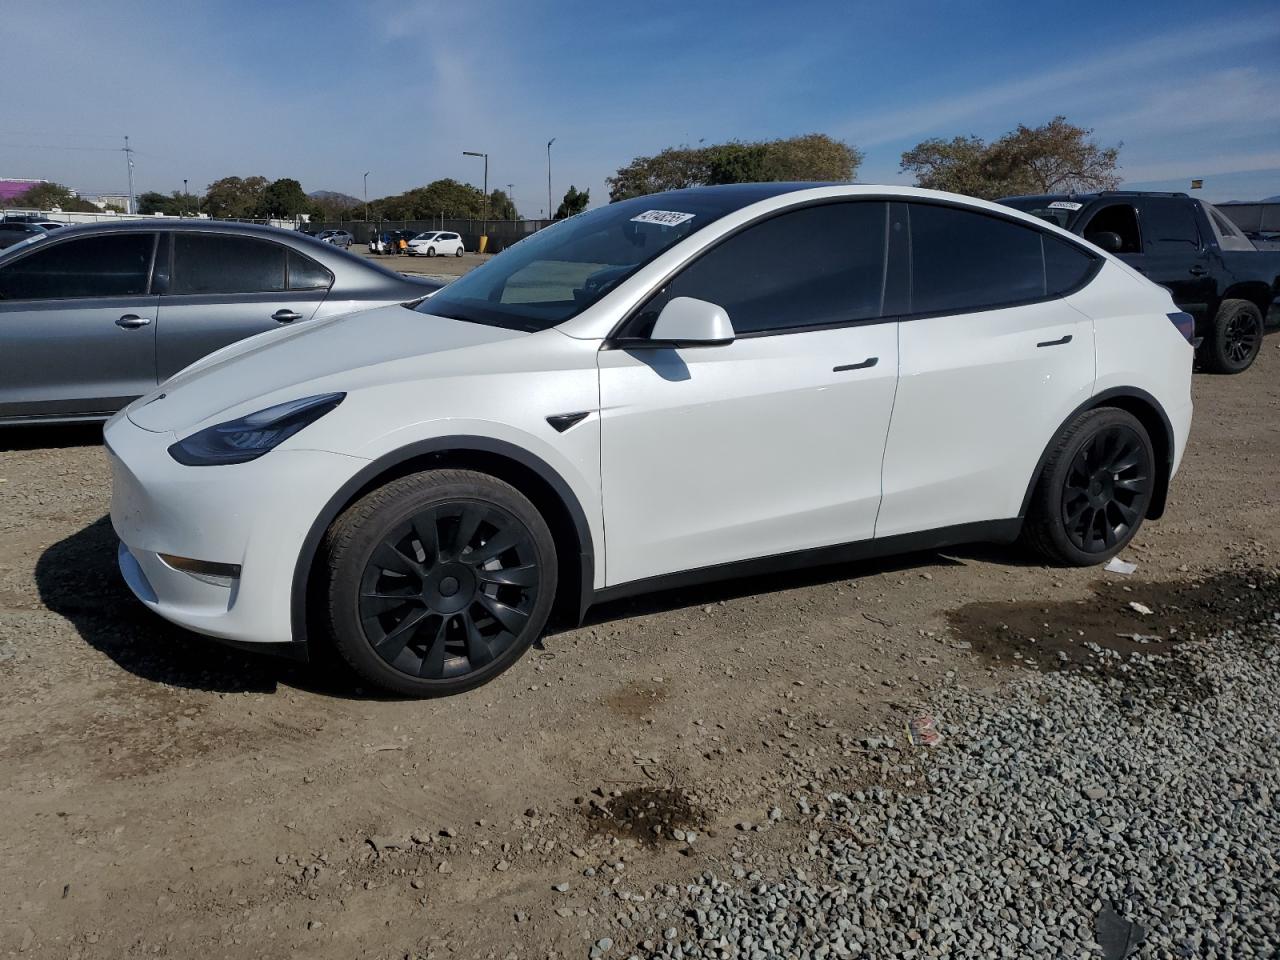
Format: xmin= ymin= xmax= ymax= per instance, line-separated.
xmin=1001 ymin=191 xmax=1280 ymax=373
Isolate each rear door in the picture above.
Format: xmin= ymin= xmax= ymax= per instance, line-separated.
xmin=155 ymin=233 xmax=333 ymax=379
xmin=876 ymin=202 xmax=1098 ymax=537
xmin=1133 ymin=197 xmax=1215 ymax=314
xmin=0 ymin=231 xmax=159 ymax=420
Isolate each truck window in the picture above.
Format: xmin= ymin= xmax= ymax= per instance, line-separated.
xmin=1082 ymin=204 xmax=1141 ymax=254
xmin=1139 ymin=198 xmax=1200 ymax=250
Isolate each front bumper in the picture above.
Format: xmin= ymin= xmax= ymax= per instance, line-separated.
xmin=106 ymin=414 xmax=368 ymax=647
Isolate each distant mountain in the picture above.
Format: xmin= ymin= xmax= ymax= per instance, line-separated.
xmin=308 ymin=190 xmax=361 ymax=206
xmin=1266 ymin=195 xmax=1280 ymax=203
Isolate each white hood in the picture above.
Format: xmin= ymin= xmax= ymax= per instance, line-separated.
xmin=125 ymin=303 xmax=526 ymax=433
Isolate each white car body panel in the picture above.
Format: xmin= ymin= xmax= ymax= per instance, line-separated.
xmin=598 ymin=323 xmax=898 ymax=585
xmin=876 ymin=297 xmax=1094 ymax=537
xmin=103 ymin=184 xmax=1194 ymax=654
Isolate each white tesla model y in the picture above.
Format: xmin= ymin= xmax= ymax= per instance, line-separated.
xmin=106 ymin=184 xmax=1194 ymax=696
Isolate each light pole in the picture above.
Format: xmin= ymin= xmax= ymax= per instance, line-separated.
xmin=507 ymin=183 xmax=514 ymax=219
xmin=363 ymin=171 xmax=370 ymax=222
xmin=546 ymin=137 xmax=556 ymax=221
xmin=463 ymin=150 xmax=489 ymax=244
xmin=182 ymin=179 xmax=188 ymax=218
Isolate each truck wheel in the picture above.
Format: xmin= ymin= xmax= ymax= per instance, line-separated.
xmin=1202 ymin=299 xmax=1263 ymax=374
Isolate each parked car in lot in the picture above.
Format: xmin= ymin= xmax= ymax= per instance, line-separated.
xmin=317 ymin=229 xmax=353 ymax=249
xmin=1001 ymin=191 xmax=1280 ymax=373
xmin=408 ymin=231 xmax=465 ymax=257
xmin=0 ymin=221 xmax=53 ymax=249
xmin=0 ymin=220 xmax=441 ymax=424
xmin=107 ymin=183 xmax=1193 ymax=696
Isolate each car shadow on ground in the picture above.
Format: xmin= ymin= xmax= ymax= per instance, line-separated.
xmin=36 ymin=515 xmax=370 ymax=698
xmin=42 ymin=516 xmax=1041 ymax=698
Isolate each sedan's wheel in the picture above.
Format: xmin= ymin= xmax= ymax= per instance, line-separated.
xmin=322 ymin=469 xmax=556 ymax=697
xmin=427 ymin=246 xmax=436 ymax=257
xmin=1022 ymin=408 xmax=1154 ymax=566
xmin=455 ymin=247 xmax=463 ymax=257
xmin=1201 ymin=299 xmax=1263 ymax=374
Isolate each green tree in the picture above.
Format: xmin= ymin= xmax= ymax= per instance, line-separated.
xmin=488 ymin=188 xmax=518 ymax=220
xmin=137 ymin=190 xmax=197 ymax=216
xmin=378 ymin=179 xmax=487 ymax=220
xmin=202 ymin=175 xmax=269 ymax=218
xmin=608 ymin=134 xmax=863 ymax=201
xmin=2 ymin=181 xmax=98 ymax=212
xmin=261 ymin=178 xmax=308 ymax=219
xmin=901 ymin=117 xmax=1121 ymax=199
xmin=554 ymin=185 xmax=590 ymax=219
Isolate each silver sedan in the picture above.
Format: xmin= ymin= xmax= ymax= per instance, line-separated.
xmin=0 ymin=220 xmax=440 ymax=425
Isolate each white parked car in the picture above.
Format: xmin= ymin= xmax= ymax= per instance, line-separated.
xmin=408 ymin=231 xmax=465 ymax=257
xmin=106 ymin=184 xmax=1194 ymax=697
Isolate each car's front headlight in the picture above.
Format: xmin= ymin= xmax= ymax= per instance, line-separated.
xmin=168 ymin=393 xmax=345 ymax=466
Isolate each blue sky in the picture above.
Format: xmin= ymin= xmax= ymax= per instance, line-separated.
xmin=4 ymin=0 xmax=1279 ymax=213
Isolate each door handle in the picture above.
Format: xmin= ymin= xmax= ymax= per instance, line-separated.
xmin=833 ymin=357 xmax=878 ymax=372
xmin=272 ymin=309 xmax=303 ymax=323
xmin=1188 ymin=265 xmax=1208 ymax=276
xmin=115 ymin=314 xmax=151 ymax=329
xmin=1037 ymin=334 xmax=1073 ymax=348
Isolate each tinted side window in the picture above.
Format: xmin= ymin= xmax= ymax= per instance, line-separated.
xmin=172 ymin=234 xmax=286 ymax=294
xmin=0 ymin=233 xmax=155 ymax=300
xmin=1140 ymin=199 xmax=1199 ymax=249
xmin=287 ymin=250 xmax=333 ymax=290
xmin=1043 ymin=235 xmax=1097 ymax=294
xmin=634 ymin=202 xmax=888 ymax=336
xmin=908 ymin=204 xmax=1044 ymax=314
xmin=1083 ymin=204 xmax=1142 ymax=254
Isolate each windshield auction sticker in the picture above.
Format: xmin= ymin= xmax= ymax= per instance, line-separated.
xmin=1048 ymin=201 xmax=1083 ymax=211
xmin=631 ymin=210 xmax=696 ymax=227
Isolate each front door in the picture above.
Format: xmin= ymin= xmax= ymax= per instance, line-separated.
xmin=0 ymin=231 xmax=159 ymax=420
xmin=598 ymin=200 xmax=900 ymax=587
xmin=155 ymin=232 xmax=331 ymax=380
xmin=1133 ymin=197 xmax=1215 ymax=315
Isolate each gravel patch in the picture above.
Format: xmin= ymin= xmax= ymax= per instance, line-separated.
xmin=623 ymin=573 xmax=1280 ymax=959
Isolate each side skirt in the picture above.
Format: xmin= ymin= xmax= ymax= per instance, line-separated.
xmin=590 ymin=519 xmax=1023 ymax=608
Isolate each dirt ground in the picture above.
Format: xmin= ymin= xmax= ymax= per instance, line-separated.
xmin=1 ymin=332 xmax=1278 ymax=959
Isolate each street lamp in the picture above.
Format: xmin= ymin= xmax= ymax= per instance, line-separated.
xmin=546 ymin=137 xmax=556 ymax=221
xmin=182 ymin=179 xmax=188 ymax=219
xmin=363 ymin=171 xmax=370 ymax=222
xmin=507 ymin=183 xmax=514 ymax=219
xmin=463 ymin=150 xmax=489 ymax=244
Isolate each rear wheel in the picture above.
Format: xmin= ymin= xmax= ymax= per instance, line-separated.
xmin=1022 ymin=408 xmax=1155 ymax=566
xmin=455 ymin=246 xmax=464 ymax=257
xmin=322 ymin=469 xmax=556 ymax=697
xmin=1202 ymin=299 xmax=1263 ymax=374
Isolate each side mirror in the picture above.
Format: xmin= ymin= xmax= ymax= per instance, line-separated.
xmin=645 ymin=297 xmax=735 ymax=347
xmin=1086 ymin=230 xmax=1123 ymax=253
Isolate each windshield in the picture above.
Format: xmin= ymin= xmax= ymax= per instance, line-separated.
xmin=416 ymin=192 xmax=743 ymax=331
xmin=999 ymin=197 xmax=1084 ymax=229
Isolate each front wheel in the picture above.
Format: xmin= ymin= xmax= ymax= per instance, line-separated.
xmin=426 ymin=246 xmax=436 ymax=257
xmin=1201 ymin=299 xmax=1263 ymax=374
xmin=322 ymin=469 xmax=557 ymax=697
xmin=1022 ymin=408 xmax=1155 ymax=566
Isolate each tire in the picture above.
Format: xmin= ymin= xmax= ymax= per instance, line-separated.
xmin=455 ymin=247 xmax=464 ymax=257
xmin=427 ymin=246 xmax=436 ymax=257
xmin=1201 ymin=299 xmax=1263 ymax=374
xmin=1022 ymin=408 xmax=1155 ymax=566
xmin=322 ymin=469 xmax=557 ymax=697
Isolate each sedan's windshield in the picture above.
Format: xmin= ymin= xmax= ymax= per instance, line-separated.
xmin=416 ymin=192 xmax=745 ymax=331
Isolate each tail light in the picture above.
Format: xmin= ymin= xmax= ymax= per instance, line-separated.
xmin=1167 ymin=311 xmax=1196 ymax=344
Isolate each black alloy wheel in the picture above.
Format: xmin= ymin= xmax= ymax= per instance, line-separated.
xmin=324 ymin=469 xmax=556 ymax=696
xmin=1060 ymin=424 xmax=1151 ymax=554
xmin=1222 ymin=310 xmax=1262 ymax=368
xmin=1022 ymin=408 xmax=1155 ymax=566
xmin=359 ymin=501 xmax=539 ymax=679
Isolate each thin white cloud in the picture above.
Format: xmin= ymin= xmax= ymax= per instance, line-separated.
xmin=843 ymin=16 xmax=1280 ymax=148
